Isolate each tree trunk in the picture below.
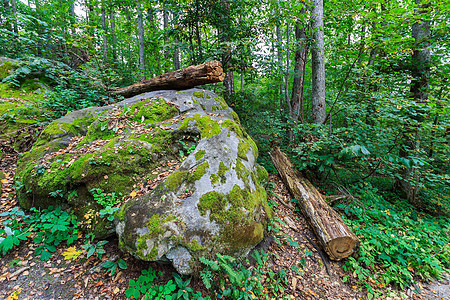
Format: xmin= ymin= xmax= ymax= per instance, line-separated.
xmin=269 ymin=147 xmax=359 ymax=260
xmin=163 ymin=8 xmax=169 ymax=72
xmin=101 ymin=4 xmax=108 ymax=64
xmin=290 ymin=21 xmax=308 ymax=124
xmin=11 ymin=0 xmax=17 ymax=34
xmin=70 ymin=0 xmax=75 ymax=35
xmin=112 ymin=60 xmax=224 ymax=98
xmin=174 ymin=36 xmax=180 ymax=70
xmin=285 ymin=23 xmax=292 ymax=116
xmin=110 ymin=10 xmax=117 ymax=61
xmin=396 ymin=0 xmax=431 ymax=205
xmin=136 ymin=0 xmax=145 ymax=80
xmin=311 ymin=0 xmax=326 ymax=124
xmin=276 ymin=24 xmax=284 ymax=114
xmin=219 ymin=0 xmax=234 ymax=99
xmin=2 ymin=0 xmax=12 ymax=32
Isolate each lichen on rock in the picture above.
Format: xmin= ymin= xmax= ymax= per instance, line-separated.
xmin=16 ymin=88 xmax=271 ymax=275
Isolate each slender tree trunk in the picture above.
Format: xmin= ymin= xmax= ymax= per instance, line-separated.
xmin=219 ymin=0 xmax=234 ymax=99
xmin=11 ymin=0 xmax=17 ymax=34
xmin=396 ymin=0 xmax=431 ymax=205
xmin=101 ymin=4 xmax=108 ymax=64
xmin=136 ymin=0 xmax=146 ymax=80
xmin=174 ymin=36 xmax=180 ymax=70
xmin=276 ymin=24 xmax=283 ymax=111
xmin=163 ymin=8 xmax=170 ymax=72
xmin=291 ymin=19 xmax=308 ymax=124
xmin=3 ymin=0 xmax=12 ymax=32
xmin=110 ymin=10 xmax=117 ymax=61
xmin=285 ymin=23 xmax=292 ymax=116
xmin=70 ymin=0 xmax=76 ymax=35
xmin=311 ymin=0 xmax=326 ymax=124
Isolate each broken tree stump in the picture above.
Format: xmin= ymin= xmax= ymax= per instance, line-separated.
xmin=112 ymin=60 xmax=224 ymax=98
xmin=269 ymin=147 xmax=359 ymax=260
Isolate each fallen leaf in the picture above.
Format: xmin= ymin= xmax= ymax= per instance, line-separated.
xmin=62 ymin=246 xmax=83 ymax=261
xmin=95 ymin=280 xmax=104 ymax=287
xmin=113 ymin=287 xmax=120 ymax=294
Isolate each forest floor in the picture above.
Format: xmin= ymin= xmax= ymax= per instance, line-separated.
xmin=0 ymin=140 xmax=449 ymax=300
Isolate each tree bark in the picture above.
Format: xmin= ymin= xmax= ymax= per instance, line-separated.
xmin=110 ymin=10 xmax=117 ymax=61
xmin=101 ymin=4 xmax=108 ymax=64
xmin=311 ymin=0 xmax=326 ymax=124
xmin=219 ymin=0 xmax=234 ymax=99
xmin=112 ymin=60 xmax=224 ymax=98
xmin=136 ymin=0 xmax=145 ymax=80
xmin=269 ymin=147 xmax=359 ymax=260
xmin=290 ymin=21 xmax=308 ymax=124
xmin=163 ymin=7 xmax=169 ymax=72
xmin=2 ymin=0 xmax=12 ymax=32
xmin=11 ymin=0 xmax=17 ymax=34
xmin=396 ymin=0 xmax=431 ymax=205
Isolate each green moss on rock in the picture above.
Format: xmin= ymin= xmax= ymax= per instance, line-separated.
xmin=218 ymin=162 xmax=228 ymax=177
xmin=195 ymin=150 xmax=206 ymax=161
xmin=165 ymin=170 xmax=188 ymax=191
xmin=193 ymin=92 xmax=204 ymax=98
xmin=179 ymin=114 xmax=221 ymax=139
xmin=128 ymin=98 xmax=179 ymax=124
xmin=188 ymin=161 xmax=209 ymax=183
xmin=186 ymin=239 xmax=206 ymax=252
xmin=237 ymin=140 xmax=250 ymax=161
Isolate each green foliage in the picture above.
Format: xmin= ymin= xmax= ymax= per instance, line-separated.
xmin=82 ymin=236 xmax=108 ymax=259
xmin=338 ymin=183 xmax=450 ymax=297
xmin=91 ymin=188 xmax=121 ymax=207
xmin=102 ymin=258 xmax=128 ymax=276
xmin=0 ymin=206 xmax=79 ymax=261
xmin=125 ymin=268 xmax=210 ymax=300
xmin=199 ymin=250 xmax=290 ymax=300
xmin=90 ymin=188 xmax=121 ymax=222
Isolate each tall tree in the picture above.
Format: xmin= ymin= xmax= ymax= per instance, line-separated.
xmin=101 ymin=2 xmax=108 ymax=63
xmin=290 ymin=14 xmax=308 ymax=124
xmin=136 ymin=0 xmax=145 ymax=79
xmin=219 ymin=0 xmax=234 ymax=99
xmin=311 ymin=0 xmax=325 ymax=124
xmin=397 ymin=0 xmax=431 ymax=204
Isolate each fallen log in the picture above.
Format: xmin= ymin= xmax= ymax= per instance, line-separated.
xmin=269 ymin=147 xmax=359 ymax=260
xmin=112 ymin=60 xmax=224 ymax=98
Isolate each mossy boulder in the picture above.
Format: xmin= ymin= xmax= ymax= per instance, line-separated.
xmin=16 ymin=88 xmax=271 ymax=274
xmin=0 ymin=57 xmax=50 ymax=151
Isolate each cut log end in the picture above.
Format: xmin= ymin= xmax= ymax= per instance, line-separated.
xmin=327 ymin=237 xmax=359 ymax=261
xmin=269 ymin=147 xmax=360 ymax=261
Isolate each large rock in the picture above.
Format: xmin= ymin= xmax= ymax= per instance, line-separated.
xmin=15 ymin=88 xmax=272 ymax=274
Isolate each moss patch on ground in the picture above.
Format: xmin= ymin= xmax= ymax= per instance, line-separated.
xmin=0 ymin=61 xmax=18 ymax=80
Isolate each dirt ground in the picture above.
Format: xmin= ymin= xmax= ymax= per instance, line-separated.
xmin=0 ymin=140 xmax=448 ymax=300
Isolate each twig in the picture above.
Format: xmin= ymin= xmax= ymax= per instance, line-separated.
xmin=302 ymin=232 xmax=331 ymax=277
xmin=8 ymin=266 xmax=30 ymax=279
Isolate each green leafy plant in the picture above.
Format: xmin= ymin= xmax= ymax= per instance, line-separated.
xmin=82 ymin=236 xmax=108 ymax=259
xmin=125 ymin=268 xmax=210 ymax=300
xmin=0 ymin=206 xmax=79 ymax=261
xmin=91 ymin=188 xmax=121 ymax=207
xmin=338 ymin=183 xmax=450 ymax=298
xmin=102 ymin=258 xmax=127 ymax=275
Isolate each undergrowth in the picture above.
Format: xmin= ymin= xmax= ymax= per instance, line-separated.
xmin=337 ymin=183 xmax=450 ymax=298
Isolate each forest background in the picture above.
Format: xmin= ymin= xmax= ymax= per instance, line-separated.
xmin=0 ymin=0 xmax=449 ymax=298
